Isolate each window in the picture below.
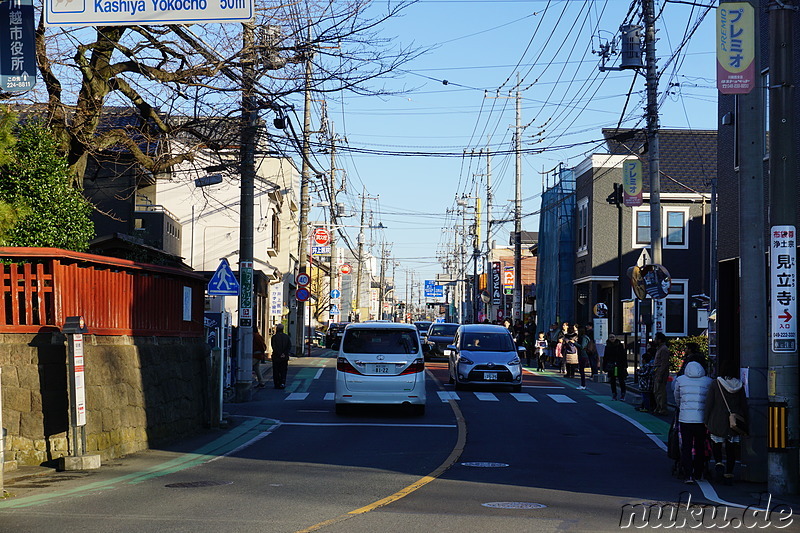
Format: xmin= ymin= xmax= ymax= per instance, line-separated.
xmin=636 ymin=210 xmax=650 ymax=245
xmin=271 ymin=212 xmax=280 ymax=252
xmin=577 ymin=198 xmax=588 ymax=254
xmin=664 ymin=281 xmax=687 ymax=336
xmin=632 ymin=208 xmax=689 ymax=249
xmin=666 ymin=211 xmax=685 ymax=245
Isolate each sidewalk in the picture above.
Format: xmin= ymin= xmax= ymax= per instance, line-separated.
xmin=522 ymin=362 xmax=800 ymax=513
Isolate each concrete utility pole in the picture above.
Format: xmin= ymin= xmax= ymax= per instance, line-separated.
xmin=354 ymin=190 xmax=377 ymax=321
xmin=235 ymin=21 xmax=257 ymax=402
xmin=732 ymin=0 xmax=768 ymax=483
xmin=295 ymin=26 xmax=313 ymax=351
xmin=379 ymin=242 xmax=387 ymax=320
xmin=485 ymin=145 xmax=493 ymax=320
xmin=642 ymin=0 xmax=664 ymax=333
xmin=513 ymin=79 xmax=523 ymax=324
xmin=329 ymin=130 xmax=339 ymax=323
xmin=767 ymin=0 xmax=798 ymax=495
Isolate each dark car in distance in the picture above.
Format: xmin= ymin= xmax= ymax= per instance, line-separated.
xmin=325 ymin=322 xmax=349 ymax=349
xmin=424 ymin=322 xmax=460 ymax=360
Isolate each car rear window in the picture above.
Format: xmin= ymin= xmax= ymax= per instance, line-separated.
xmin=429 ymin=324 xmax=459 ymax=336
xmin=342 ymin=329 xmax=420 ymax=354
xmin=461 ymin=332 xmax=515 ymax=352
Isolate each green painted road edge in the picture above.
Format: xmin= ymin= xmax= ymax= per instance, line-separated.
xmin=0 ymin=417 xmax=277 ymax=509
xmin=524 ymin=366 xmax=671 ymax=441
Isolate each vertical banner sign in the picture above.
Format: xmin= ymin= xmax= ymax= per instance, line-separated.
xmin=0 ymin=0 xmax=37 ymax=92
xmin=622 ymin=158 xmax=643 ymax=207
xmin=71 ymin=333 xmax=86 ymax=426
xmin=502 ymin=266 xmax=514 ymax=295
xmin=239 ymin=261 xmax=253 ymax=328
xmin=770 ymin=226 xmax=797 ymax=352
xmin=716 ymin=2 xmax=755 ymax=94
xmin=424 ymin=279 xmax=435 ymax=298
xmin=491 ymin=262 xmax=502 ymax=305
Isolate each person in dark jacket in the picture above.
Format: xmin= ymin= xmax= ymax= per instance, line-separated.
xmin=673 ymin=361 xmax=713 ymax=483
xmin=252 ymin=328 xmax=268 ymax=388
xmin=270 ymin=323 xmax=292 ymax=389
xmin=603 ymin=334 xmax=628 ymax=400
xmin=705 ymin=369 xmax=749 ymax=483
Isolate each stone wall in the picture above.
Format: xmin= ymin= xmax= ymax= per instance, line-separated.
xmin=1 ymin=333 xmax=210 ymax=467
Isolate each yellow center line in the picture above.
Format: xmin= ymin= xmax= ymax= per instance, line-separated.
xmin=295 ymin=369 xmax=466 ymax=533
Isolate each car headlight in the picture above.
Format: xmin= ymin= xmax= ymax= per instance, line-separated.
xmin=458 ymin=356 xmax=474 ymax=365
xmin=508 ymin=358 xmax=521 ymax=366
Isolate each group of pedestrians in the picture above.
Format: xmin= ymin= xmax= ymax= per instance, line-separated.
xmin=529 ymin=321 xmax=601 ymax=389
xmin=673 ymin=354 xmax=749 ymax=484
xmin=252 ymin=324 xmax=293 ymax=389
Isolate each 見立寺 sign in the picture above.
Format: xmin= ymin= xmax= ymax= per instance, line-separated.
xmin=44 ymin=0 xmax=253 ymax=27
xmin=770 ymin=226 xmax=797 ymax=353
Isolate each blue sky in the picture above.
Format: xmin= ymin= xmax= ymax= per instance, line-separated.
xmin=305 ymin=0 xmax=719 ymax=297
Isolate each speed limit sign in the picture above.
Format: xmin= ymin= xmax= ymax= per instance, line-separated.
xmin=296 ymin=273 xmax=310 ymax=286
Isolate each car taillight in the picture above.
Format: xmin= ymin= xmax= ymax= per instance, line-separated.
xmin=337 ymin=357 xmax=362 ymax=375
xmin=400 ymin=358 xmax=425 ymax=375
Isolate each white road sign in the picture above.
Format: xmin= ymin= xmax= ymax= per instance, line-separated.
xmin=44 ymin=0 xmax=253 ymax=27
xmin=770 ymin=225 xmax=797 ymax=353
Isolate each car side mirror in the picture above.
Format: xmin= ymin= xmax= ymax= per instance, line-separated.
xmin=517 ymin=346 xmax=527 ymax=354
xmin=446 ymin=344 xmax=457 ymax=352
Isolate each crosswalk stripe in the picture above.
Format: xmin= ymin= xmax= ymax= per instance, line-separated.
xmin=473 ymin=392 xmax=499 ymax=401
xmin=286 ymin=392 xmax=309 ymax=401
xmin=510 ymin=393 xmax=537 ymax=402
xmin=548 ymin=394 xmax=576 ymax=403
xmin=324 ymin=392 xmax=335 ymax=401
xmin=314 ymin=368 xmax=323 ymax=379
xmin=437 ymin=391 xmax=460 ymax=402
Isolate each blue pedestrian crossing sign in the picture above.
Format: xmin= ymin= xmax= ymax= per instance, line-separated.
xmin=208 ymin=258 xmax=240 ymax=296
xmin=330 ymin=304 xmax=340 ymax=315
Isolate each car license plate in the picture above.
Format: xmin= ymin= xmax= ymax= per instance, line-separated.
xmin=484 ymin=372 xmax=497 ymax=381
xmin=373 ymin=364 xmax=390 ymax=374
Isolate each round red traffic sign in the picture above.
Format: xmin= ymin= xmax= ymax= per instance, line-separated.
xmin=296 ymin=273 xmax=310 ymax=286
xmin=340 ymin=264 xmax=352 ymax=275
xmin=296 ymin=287 xmax=310 ymax=301
xmin=313 ymin=227 xmax=330 ymax=246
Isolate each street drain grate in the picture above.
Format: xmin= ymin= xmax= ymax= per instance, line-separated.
xmin=165 ymin=480 xmax=234 ymax=488
xmin=461 ymin=462 xmax=509 ymax=468
xmin=482 ymin=502 xmax=547 ymax=510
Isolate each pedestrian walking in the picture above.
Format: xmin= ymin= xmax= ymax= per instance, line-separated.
xmin=603 ymin=334 xmax=627 ymax=400
xmin=652 ymin=332 xmax=671 ymax=415
xmin=554 ymin=337 xmax=565 ymax=374
xmin=677 ymin=342 xmax=706 ymax=376
xmin=252 ymin=327 xmax=268 ymax=388
xmin=534 ymin=332 xmax=548 ymax=372
xmin=705 ymin=367 xmax=749 ymax=484
xmin=585 ymin=323 xmax=599 ymax=376
xmin=564 ymin=324 xmax=586 ymax=389
xmin=636 ymin=343 xmax=656 ymax=412
xmin=673 ymin=360 xmax=713 ymax=483
xmin=546 ymin=322 xmax=560 ymax=366
xmin=270 ymin=323 xmax=292 ymax=389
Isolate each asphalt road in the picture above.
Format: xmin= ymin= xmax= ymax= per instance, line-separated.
xmin=1 ymin=352 xmax=791 ymax=532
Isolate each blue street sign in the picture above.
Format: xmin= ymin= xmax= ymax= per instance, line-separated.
xmin=330 ymin=289 xmax=341 ymax=299
xmin=208 ymin=258 xmax=240 ymax=296
xmin=434 ymin=285 xmax=444 ymax=298
xmin=330 ymin=304 xmax=340 ymax=315
xmin=296 ymin=288 xmax=310 ymax=302
xmin=424 ymin=279 xmax=435 ymax=298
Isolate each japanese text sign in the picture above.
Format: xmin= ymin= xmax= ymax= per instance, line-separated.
xmin=716 ymin=2 xmax=755 ymax=94
xmin=0 ymin=0 xmax=36 ymax=92
xmin=622 ymin=158 xmax=643 ymax=207
xmin=770 ymin=225 xmax=797 ymax=353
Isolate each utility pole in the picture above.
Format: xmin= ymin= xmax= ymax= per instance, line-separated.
xmin=379 ymin=242 xmax=387 ymax=320
xmin=295 ymin=25 xmax=313 ymax=352
xmin=513 ymin=79 xmax=523 ymax=325
xmin=473 ymin=181 xmax=482 ymax=324
xmin=485 ymin=145 xmax=493 ymax=321
xmin=354 ymin=190 xmax=378 ymax=321
xmin=235 ymin=21 xmax=257 ymax=402
xmin=329 ymin=130 xmax=339 ymax=324
xmin=767 ymin=0 xmax=798 ymax=495
xmin=642 ymin=0 xmax=665 ymax=334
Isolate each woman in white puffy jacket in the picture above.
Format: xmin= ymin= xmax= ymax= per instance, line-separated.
xmin=673 ymin=361 xmax=713 ymax=483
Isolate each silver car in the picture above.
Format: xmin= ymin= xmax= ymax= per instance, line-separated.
xmin=447 ymin=324 xmax=525 ymax=392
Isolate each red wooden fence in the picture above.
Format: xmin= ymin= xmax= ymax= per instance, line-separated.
xmin=0 ymin=247 xmax=205 ymax=336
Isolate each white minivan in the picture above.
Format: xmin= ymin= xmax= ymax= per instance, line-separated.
xmin=334 ymin=322 xmax=426 ymax=415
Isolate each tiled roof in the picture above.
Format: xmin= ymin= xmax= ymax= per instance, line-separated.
xmin=603 ymin=128 xmax=716 ymax=194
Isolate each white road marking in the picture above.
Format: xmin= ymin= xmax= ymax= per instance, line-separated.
xmin=324 ymin=392 xmax=335 ymax=401
xmin=547 ymin=394 xmax=576 ymax=403
xmin=437 ymin=391 xmax=460 ymax=402
xmin=286 ymin=392 xmax=309 ymax=401
xmin=474 ymin=392 xmax=499 ymax=401
xmin=511 ymin=393 xmax=537 ymax=402
xmin=314 ymin=368 xmax=323 ymax=379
